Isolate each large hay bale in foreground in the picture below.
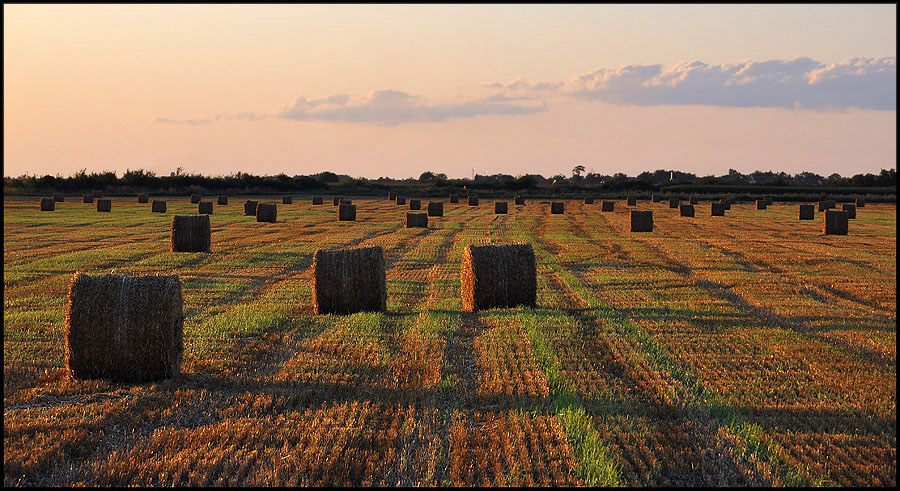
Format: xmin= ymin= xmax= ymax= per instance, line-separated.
xmin=856 ymin=197 xmax=865 ymax=208
xmin=312 ymin=196 xmax=323 ymax=205
xmin=515 ymin=195 xmax=525 ymax=205
xmin=427 ymin=201 xmax=443 ymax=216
xmin=396 ymin=196 xmax=407 ymax=205
xmin=312 ymin=246 xmax=386 ymax=314
xmin=626 ymin=197 xmax=637 ymax=206
xmin=96 ymin=199 xmax=111 ymax=212
xmin=406 ymin=212 xmax=428 ymax=228
xmin=711 ymin=202 xmax=726 ymax=216
xmin=217 ymin=195 xmax=228 ymax=205
xmin=584 ymin=197 xmax=594 ymax=204
xmin=756 ymin=200 xmax=767 ymax=210
xmin=823 ymin=210 xmax=848 ymax=235
xmin=668 ymin=198 xmax=680 ymax=209
xmin=137 ymin=193 xmax=149 ymax=203
xmin=630 ymin=210 xmax=653 ymax=232
xmin=333 ymin=196 xmax=343 ymax=206
xmin=338 ymin=203 xmax=356 ymax=221
xmin=409 ymin=199 xmax=422 ymax=210
xmin=190 ymin=194 xmax=201 ymax=204
xmin=152 ymin=200 xmax=167 ymax=213
xmin=468 ymin=196 xmax=479 ymax=206
xmin=53 ymin=193 xmax=64 ymax=202
xmin=798 ymin=204 xmax=814 ymax=220
xmin=171 ymin=215 xmax=211 ymax=252
xmin=244 ymin=200 xmax=259 ymax=216
xmin=83 ymin=193 xmax=94 ymax=203
xmin=283 ymin=196 xmax=293 ymax=204
xmin=601 ymin=201 xmax=615 ymax=212
xmin=198 ymin=201 xmax=213 ymax=215
xmin=40 ymin=197 xmax=55 ymax=211
xmin=494 ymin=201 xmax=508 ymax=214
xmin=257 ymin=203 xmax=277 ymax=223
xmin=450 ymin=194 xmax=459 ymax=204
xmin=550 ymin=202 xmax=564 ymax=214
xmin=842 ymin=203 xmax=856 ymax=219
xmin=65 ymin=272 xmax=183 ymax=382
xmin=679 ymin=204 xmax=694 ymax=217
xmin=818 ymin=200 xmax=835 ymax=212
xmin=461 ymin=243 xmax=536 ymax=312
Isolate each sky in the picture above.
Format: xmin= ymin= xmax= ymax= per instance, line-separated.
xmin=4 ymin=4 xmax=896 ymax=179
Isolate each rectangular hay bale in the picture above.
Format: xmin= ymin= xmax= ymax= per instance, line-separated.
xmin=841 ymin=203 xmax=856 ymax=219
xmin=494 ymin=201 xmax=508 ymax=214
xmin=96 ymin=199 xmax=111 ymax=212
xmin=679 ymin=204 xmax=694 ymax=217
xmin=244 ymin=200 xmax=259 ymax=216
xmin=627 ymin=197 xmax=637 ymax=206
xmin=396 ymin=196 xmax=406 ymax=205
xmin=711 ymin=202 xmax=726 ymax=216
xmin=550 ymin=202 xmax=564 ymax=214
xmin=171 ymin=215 xmax=211 ymax=252
xmin=409 ymin=199 xmax=421 ymax=210
xmin=217 ymin=195 xmax=228 ymax=205
xmin=461 ymin=243 xmax=536 ymax=312
xmin=137 ymin=193 xmax=149 ymax=203
xmin=515 ymin=196 xmax=525 ymax=205
xmin=601 ymin=201 xmax=615 ymax=212
xmin=83 ymin=193 xmax=94 ymax=203
xmin=312 ymin=196 xmax=323 ymax=205
xmin=198 ymin=201 xmax=213 ymax=215
xmin=468 ymin=196 xmax=479 ymax=206
xmin=798 ymin=204 xmax=814 ymax=220
xmin=312 ymin=246 xmax=386 ymax=314
xmin=333 ymin=196 xmax=343 ymax=206
xmin=818 ymin=200 xmax=835 ymax=212
xmin=823 ymin=210 xmax=848 ymax=235
xmin=190 ymin=194 xmax=201 ymax=204
xmin=584 ymin=197 xmax=594 ymax=204
xmin=427 ymin=201 xmax=444 ymax=216
xmin=257 ymin=203 xmax=277 ymax=223
xmin=152 ymin=200 xmax=167 ymax=213
xmin=40 ymin=197 xmax=55 ymax=211
xmin=668 ymin=198 xmax=679 ymax=209
xmin=406 ymin=212 xmax=428 ymax=228
xmin=283 ymin=196 xmax=293 ymax=204
xmin=450 ymin=194 xmax=459 ymax=204
xmin=338 ymin=203 xmax=356 ymax=221
xmin=630 ymin=210 xmax=653 ymax=232
xmin=756 ymin=200 xmax=767 ymax=210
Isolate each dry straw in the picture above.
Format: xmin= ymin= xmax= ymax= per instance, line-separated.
xmin=584 ymin=197 xmax=594 ymax=204
xmin=823 ymin=210 xmax=848 ymax=235
xmin=283 ymin=196 xmax=293 ymax=204
xmin=396 ymin=196 xmax=407 ymax=205
xmin=668 ymin=198 xmax=680 ymax=209
xmin=680 ymin=204 xmax=695 ymax=217
xmin=515 ymin=195 xmax=525 ymax=205
xmin=495 ymin=201 xmax=508 ymax=214
xmin=312 ymin=246 xmax=386 ymax=314
xmin=83 ymin=193 xmax=94 ymax=203
xmin=626 ymin=197 xmax=637 ymax=206
xmin=550 ymin=202 xmax=564 ymax=214
xmin=409 ymin=199 xmax=422 ymax=210
xmin=257 ymin=203 xmax=277 ymax=223
xmin=190 ymin=194 xmax=201 ymax=204
xmin=53 ymin=193 xmax=64 ymax=202
xmin=312 ymin=196 xmax=323 ymax=205
xmin=468 ymin=196 xmax=479 ymax=206
xmin=65 ymin=272 xmax=183 ymax=382
xmin=96 ymin=199 xmax=111 ymax=212
xmin=756 ymin=200 xmax=767 ymax=210
xmin=152 ymin=200 xmax=167 ymax=213
xmin=798 ymin=204 xmax=814 ymax=220
xmin=630 ymin=210 xmax=653 ymax=232
xmin=40 ymin=197 xmax=55 ymax=211
xmin=460 ymin=243 xmax=536 ymax=312
xmin=217 ymin=195 xmax=228 ymax=205
xmin=333 ymin=196 xmax=343 ymax=206
xmin=601 ymin=201 xmax=615 ymax=212
xmin=842 ymin=203 xmax=856 ymax=219
xmin=198 ymin=201 xmax=213 ymax=215
xmin=406 ymin=212 xmax=428 ymax=228
xmin=171 ymin=215 xmax=211 ymax=252
xmin=338 ymin=203 xmax=356 ymax=221
xmin=427 ymin=201 xmax=444 ymax=216
xmin=244 ymin=200 xmax=259 ymax=216
xmin=711 ymin=202 xmax=726 ymax=216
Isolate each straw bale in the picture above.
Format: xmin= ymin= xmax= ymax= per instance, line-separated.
xmin=630 ymin=210 xmax=653 ymax=232
xmin=711 ymin=202 xmax=726 ymax=216
xmin=818 ymin=200 xmax=835 ymax=212
xmin=198 ymin=201 xmax=213 ymax=215
xmin=341 ymin=199 xmax=352 ymax=205
xmin=396 ymin=196 xmax=407 ymax=205
xmin=409 ymin=199 xmax=421 ymax=210
xmin=388 ymin=191 xmax=395 ymax=200
xmin=626 ymin=197 xmax=637 ymax=206
xmin=312 ymin=196 xmax=323 ymax=205
xmin=96 ymin=199 xmax=112 ymax=212
xmin=823 ymin=210 xmax=848 ymax=235
xmin=449 ymin=194 xmax=459 ymax=203
xmin=40 ymin=197 xmax=55 ymax=211
xmin=722 ymin=199 xmax=732 ymax=210
xmin=756 ymin=200 xmax=767 ymax=210
xmin=460 ymin=243 xmax=536 ymax=312
xmin=217 ymin=195 xmax=228 ymax=205
xmin=244 ymin=200 xmax=259 ymax=216
xmin=601 ymin=201 xmax=615 ymax=212
xmin=841 ymin=203 xmax=856 ymax=219
xmin=584 ymin=197 xmax=594 ymax=204
xmin=283 ymin=196 xmax=293 ymax=204
xmin=190 ymin=194 xmax=201 ymax=204
xmin=338 ymin=203 xmax=356 ymax=221
xmin=137 ymin=193 xmax=149 ymax=203
xmin=171 ymin=215 xmax=211 ymax=252
xmin=467 ymin=196 xmax=479 ymax=206
xmin=65 ymin=272 xmax=183 ymax=382
xmin=679 ymin=204 xmax=695 ymax=217
xmin=333 ymin=196 xmax=343 ymax=206
xmin=257 ymin=203 xmax=277 ymax=223
xmin=427 ymin=201 xmax=444 ymax=216
xmin=515 ymin=195 xmax=525 ymax=205
xmin=798 ymin=204 xmax=814 ymax=220
xmin=83 ymin=193 xmax=94 ymax=203
xmin=152 ymin=200 xmax=167 ymax=213
xmin=651 ymin=194 xmax=661 ymax=203
xmin=406 ymin=212 xmax=428 ymax=228
xmin=856 ymin=197 xmax=865 ymax=208
xmin=494 ymin=201 xmax=508 ymax=214
xmin=53 ymin=193 xmax=65 ymax=202
xmin=312 ymin=246 xmax=386 ymax=314
xmin=550 ymin=202 xmax=564 ymax=214
xmin=668 ymin=198 xmax=680 ymax=209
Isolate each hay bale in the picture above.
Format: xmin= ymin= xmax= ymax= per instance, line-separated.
xmin=312 ymin=196 xmax=323 ymax=205
xmin=152 ymin=200 xmax=167 ymax=213
xmin=689 ymin=197 xmax=698 ymax=205
xmin=83 ymin=193 xmax=94 ymax=203
xmin=842 ymin=203 xmax=856 ymax=219
xmin=601 ymin=201 xmax=615 ymax=212
xmin=722 ymin=199 xmax=732 ymax=210
xmin=341 ymin=198 xmax=352 ymax=205
xmin=765 ymin=197 xmax=774 ymax=205
xmin=333 ymin=196 xmax=343 ymax=206
xmin=856 ymin=197 xmax=865 ymax=208
xmin=406 ymin=212 xmax=428 ymax=228
xmin=171 ymin=215 xmax=211 ymax=252
xmin=818 ymin=200 xmax=835 ymax=212
xmin=93 ymin=190 xmax=103 ymax=198
xmin=460 ymin=243 xmax=536 ymax=311
xmin=65 ymin=272 xmax=183 ymax=382
xmin=198 ymin=201 xmax=213 ymax=215
xmin=427 ymin=201 xmax=444 ymax=216
xmin=40 ymin=197 xmax=55 ymax=211
xmin=244 ymin=200 xmax=259 ymax=216
xmin=396 ymin=196 xmax=407 ymax=205
xmin=190 ymin=194 xmax=201 ymax=204
xmin=515 ymin=195 xmax=525 ymax=205
xmin=668 ymin=198 xmax=680 ymax=209
xmin=449 ymin=194 xmax=459 ymax=204
xmin=680 ymin=204 xmax=695 ymax=217
xmin=550 ymin=202 xmax=564 ymax=214
xmin=584 ymin=197 xmax=594 ymax=204
xmin=137 ymin=193 xmax=149 ymax=203
xmin=338 ymin=203 xmax=356 ymax=221
xmin=823 ymin=210 xmax=848 ymax=235
xmin=217 ymin=195 xmax=228 ymax=205
xmin=467 ymin=196 xmax=479 ymax=206
xmin=283 ymin=196 xmax=293 ymax=204
xmin=96 ymin=199 xmax=111 ymax=212
xmin=756 ymin=200 xmax=767 ymax=210
xmin=257 ymin=203 xmax=277 ymax=223
xmin=53 ymin=193 xmax=64 ymax=202
xmin=798 ymin=204 xmax=814 ymax=220
xmin=711 ymin=202 xmax=726 ymax=216
xmin=312 ymin=246 xmax=386 ymax=314
xmin=409 ymin=199 xmax=422 ymax=210
xmin=651 ymin=194 xmax=661 ymax=203
xmin=494 ymin=201 xmax=508 ymax=214
xmin=626 ymin=197 xmax=637 ymax=206
xmin=630 ymin=210 xmax=653 ymax=232
xmin=388 ymin=191 xmax=395 ymax=200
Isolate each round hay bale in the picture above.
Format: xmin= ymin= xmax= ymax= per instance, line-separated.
xmin=217 ymin=195 xmax=228 ymax=205
xmin=601 ymin=201 xmax=615 ymax=212
xmin=460 ymin=243 xmax=536 ymax=312
xmin=283 ymin=196 xmax=293 ymax=204
xmin=841 ymin=203 xmax=856 ymax=219
xmin=53 ymin=193 xmax=64 ymax=202
xmin=584 ymin=197 xmax=594 ymax=204
xmin=798 ymin=204 xmax=814 ymax=220
xmin=333 ymin=196 xmax=343 ymax=206
xmin=190 ymin=194 xmax=201 ymax=204
xmin=468 ymin=196 xmax=479 ymax=206
xmin=40 ymin=197 xmax=55 ymax=211
xmin=824 ymin=210 xmax=848 ymax=235
xmin=312 ymin=196 xmax=323 ymax=205
xmin=396 ymin=196 xmax=407 ymax=205
xmin=756 ymin=200 xmax=767 ymax=210
xmin=679 ymin=204 xmax=695 ymax=217
xmin=855 ymin=197 xmax=865 ymax=208
xmin=668 ymin=198 xmax=680 ymax=209
xmin=711 ymin=202 xmax=726 ymax=216
xmin=515 ymin=195 xmax=525 ymax=205
xmin=449 ymin=194 xmax=459 ymax=204
xmin=83 ymin=193 xmax=94 ymax=203
xmin=96 ymin=199 xmax=112 ymax=212
xmin=338 ymin=203 xmax=356 ymax=221
xmin=427 ymin=201 xmax=444 ymax=216
xmin=152 ymin=200 xmax=167 ymax=213
xmin=550 ymin=202 xmax=564 ymax=214
xmin=244 ymin=200 xmax=259 ymax=216
xmin=257 ymin=203 xmax=277 ymax=223
xmin=65 ymin=272 xmax=183 ymax=382
xmin=409 ymin=199 xmax=422 ymax=210
xmin=171 ymin=215 xmax=210 ymax=252
xmin=406 ymin=212 xmax=428 ymax=228
xmin=626 ymin=197 xmax=637 ymax=206
xmin=198 ymin=201 xmax=213 ymax=215
xmin=137 ymin=193 xmax=149 ymax=203
xmin=630 ymin=210 xmax=653 ymax=232
xmin=312 ymin=246 xmax=386 ymax=314
xmin=494 ymin=201 xmax=508 ymax=214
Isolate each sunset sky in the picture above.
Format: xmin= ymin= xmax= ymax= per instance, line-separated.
xmin=4 ymin=4 xmax=896 ymax=179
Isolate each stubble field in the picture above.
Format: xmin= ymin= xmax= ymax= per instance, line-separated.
xmin=3 ymin=195 xmax=896 ymax=486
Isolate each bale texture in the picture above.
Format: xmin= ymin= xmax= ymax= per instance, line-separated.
xmin=668 ymin=198 xmax=680 ymax=209
xmin=679 ymin=204 xmax=695 ymax=217
xmin=515 ymin=196 xmax=525 ymax=205
xmin=601 ymin=201 xmax=615 ymax=212
xmin=711 ymin=202 xmax=726 ymax=216
xmin=171 ymin=215 xmax=211 ymax=252
xmin=494 ymin=201 xmax=508 ymax=214
xmin=798 ymin=204 xmax=814 ymax=220
xmin=96 ymin=199 xmax=111 ymax=212
xmin=756 ymin=200 xmax=767 ymax=210
xmin=468 ymin=196 xmax=479 ymax=206
xmin=333 ymin=196 xmax=343 ymax=206
xmin=584 ymin=197 xmax=594 ymax=204
xmin=823 ymin=210 xmax=848 ymax=235
xmin=409 ymin=199 xmax=421 ymax=210
xmin=257 ymin=203 xmax=277 ymax=223
xmin=40 ymin=198 xmax=55 ymax=211
xmin=338 ymin=203 xmax=356 ymax=221
xmin=217 ymin=196 xmax=228 ymax=205
xmin=283 ymin=196 xmax=293 ymax=204
xmin=53 ymin=193 xmax=64 ymax=202
xmin=190 ymin=194 xmax=201 ymax=204
xmin=406 ymin=212 xmax=428 ymax=228
xmin=244 ymin=200 xmax=259 ymax=216
xmin=396 ymin=196 xmax=407 ymax=205
xmin=550 ymin=202 xmax=564 ymax=214
xmin=65 ymin=272 xmax=183 ymax=382
xmin=856 ymin=197 xmax=865 ymax=208
xmin=460 ymin=243 xmax=536 ymax=312
xmin=312 ymin=196 xmax=323 ymax=205
xmin=449 ymin=194 xmax=459 ymax=204
xmin=312 ymin=246 xmax=386 ymax=314
xmin=842 ymin=203 xmax=856 ymax=219
xmin=137 ymin=193 xmax=149 ymax=203
xmin=152 ymin=200 xmax=167 ymax=213
xmin=626 ymin=197 xmax=637 ymax=206
xmin=818 ymin=200 xmax=836 ymax=212
xmin=427 ymin=201 xmax=444 ymax=216
xmin=83 ymin=193 xmax=94 ymax=203
xmin=198 ymin=201 xmax=213 ymax=215
xmin=630 ymin=210 xmax=653 ymax=232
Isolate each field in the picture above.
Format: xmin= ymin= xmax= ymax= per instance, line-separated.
xmin=3 ymin=195 xmax=896 ymax=486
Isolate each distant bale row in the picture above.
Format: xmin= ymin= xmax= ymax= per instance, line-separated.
xmin=283 ymin=196 xmax=293 ymax=204
xmin=461 ymin=243 xmax=536 ymax=312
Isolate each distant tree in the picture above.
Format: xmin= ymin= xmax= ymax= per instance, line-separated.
xmin=318 ymin=171 xmax=339 ymax=183
xmin=572 ymin=164 xmax=586 ymax=178
xmin=419 ymin=171 xmax=436 ymax=182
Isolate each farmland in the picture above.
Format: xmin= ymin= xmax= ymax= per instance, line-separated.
xmin=3 ymin=195 xmax=896 ymax=486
